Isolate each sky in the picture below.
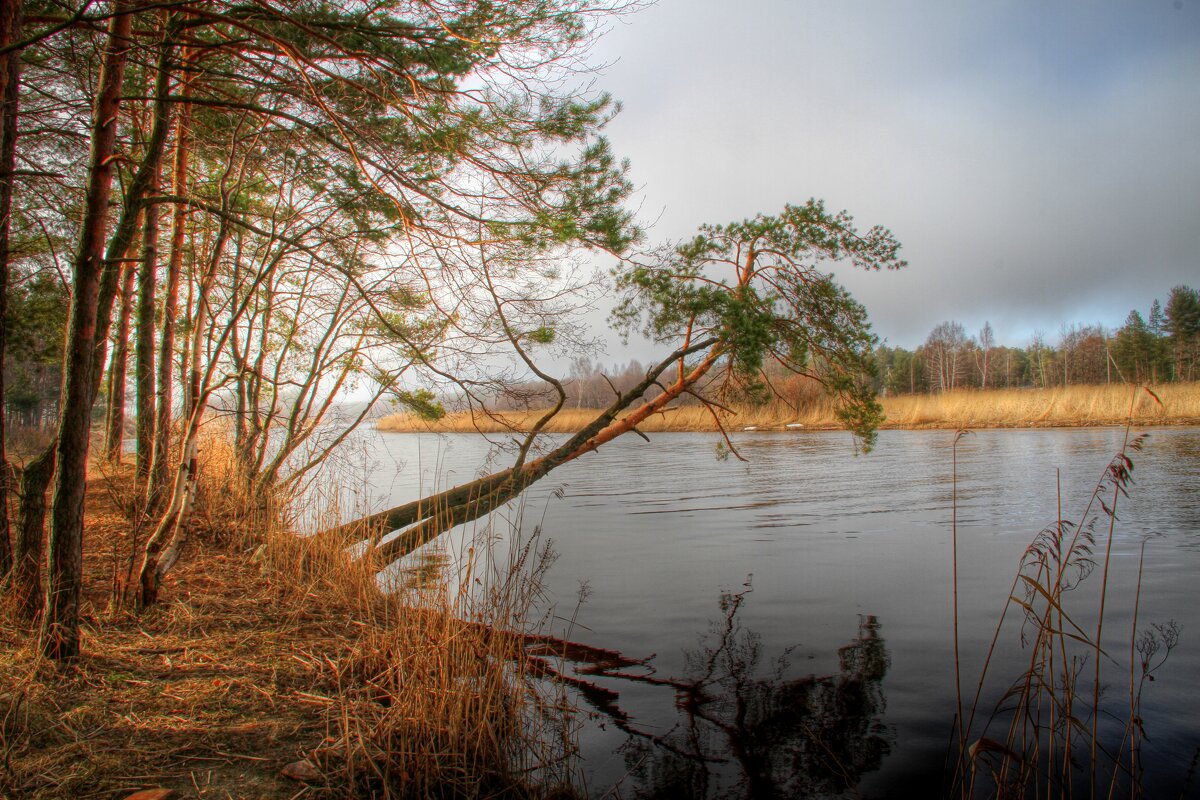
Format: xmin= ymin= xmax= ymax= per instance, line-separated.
xmin=581 ymin=0 xmax=1200 ymax=351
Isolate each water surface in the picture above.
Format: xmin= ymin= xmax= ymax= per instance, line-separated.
xmin=327 ymin=426 xmax=1200 ymax=798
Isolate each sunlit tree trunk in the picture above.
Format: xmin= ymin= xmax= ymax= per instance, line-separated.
xmin=321 ymin=341 xmax=721 ymax=565
xmin=42 ymin=3 xmax=135 ymax=659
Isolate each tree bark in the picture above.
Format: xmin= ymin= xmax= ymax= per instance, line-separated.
xmin=151 ymin=82 xmax=190 ymax=505
xmin=135 ymin=162 xmax=159 ymax=487
xmin=104 ymin=260 xmax=138 ymax=463
xmin=12 ymin=445 xmax=52 ymax=619
xmin=0 ymin=0 xmax=22 ymax=580
xmin=42 ymin=2 xmax=134 ymax=659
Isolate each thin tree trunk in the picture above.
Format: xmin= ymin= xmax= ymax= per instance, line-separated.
xmin=139 ymin=217 xmax=229 ymax=607
xmin=42 ymin=3 xmax=134 ymax=659
xmin=139 ymin=431 xmax=195 ymax=607
xmin=179 ymin=275 xmax=193 ymax=417
xmin=0 ymin=0 xmax=21 ymax=580
xmin=151 ymin=86 xmax=190 ymax=504
xmin=104 ymin=260 xmax=137 ymax=462
xmin=135 ymin=163 xmax=159 ymax=487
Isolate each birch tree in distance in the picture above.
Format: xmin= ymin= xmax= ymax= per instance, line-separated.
xmin=925 ymin=321 xmax=969 ymax=393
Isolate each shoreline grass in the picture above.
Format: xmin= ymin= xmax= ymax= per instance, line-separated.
xmin=0 ymin=443 xmax=580 ymax=799
xmin=377 ymin=383 xmax=1200 ymax=434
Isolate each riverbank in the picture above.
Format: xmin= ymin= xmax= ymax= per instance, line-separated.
xmin=377 ymin=383 xmax=1200 ymax=433
xmin=0 ymin=461 xmax=578 ymax=799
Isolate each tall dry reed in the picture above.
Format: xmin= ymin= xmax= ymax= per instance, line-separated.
xmin=278 ymin=454 xmax=583 ymax=798
xmin=950 ymin=390 xmax=1181 ymax=799
xmin=378 ymin=382 xmax=1200 ymax=435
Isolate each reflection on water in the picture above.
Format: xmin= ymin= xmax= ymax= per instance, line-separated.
xmin=334 ymin=427 xmax=1200 ymax=796
xmin=394 ymin=550 xmax=452 ymax=590
xmin=576 ymin=586 xmax=893 ymax=799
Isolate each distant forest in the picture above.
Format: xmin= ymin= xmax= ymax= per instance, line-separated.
xmin=875 ymin=284 xmax=1199 ymax=395
xmin=6 ymin=283 xmax=1198 ymax=424
xmin=483 ymin=284 xmax=1200 ymax=412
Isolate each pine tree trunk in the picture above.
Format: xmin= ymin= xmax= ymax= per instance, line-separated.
xmin=0 ymin=0 xmax=22 ymax=580
xmin=135 ymin=166 xmax=159 ymax=487
xmin=104 ymin=261 xmax=138 ymax=462
xmin=42 ymin=3 xmax=134 ymax=659
xmin=151 ymin=88 xmax=190 ymax=505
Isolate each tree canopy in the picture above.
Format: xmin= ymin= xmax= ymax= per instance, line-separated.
xmin=0 ymin=0 xmax=905 ymax=658
xmin=323 ymin=200 xmax=904 ymax=565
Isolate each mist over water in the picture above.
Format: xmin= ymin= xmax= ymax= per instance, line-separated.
xmin=333 ymin=426 xmax=1200 ymax=797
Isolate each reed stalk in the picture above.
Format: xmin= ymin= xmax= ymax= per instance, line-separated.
xmin=953 ymin=385 xmax=1178 ymax=800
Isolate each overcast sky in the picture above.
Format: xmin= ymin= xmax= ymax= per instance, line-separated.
xmin=584 ymin=0 xmax=1200 ymax=351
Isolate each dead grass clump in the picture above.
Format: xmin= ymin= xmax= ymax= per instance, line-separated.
xmin=312 ymin=516 xmax=582 ymax=799
xmin=323 ymin=611 xmax=529 ymax=798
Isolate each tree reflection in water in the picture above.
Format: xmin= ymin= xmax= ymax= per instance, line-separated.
xmin=615 ymin=587 xmax=893 ymax=799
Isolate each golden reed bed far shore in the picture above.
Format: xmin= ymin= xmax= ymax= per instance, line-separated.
xmin=377 ymin=383 xmax=1200 ymax=434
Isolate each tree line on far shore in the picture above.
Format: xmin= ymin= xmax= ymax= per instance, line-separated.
xmin=878 ymin=285 xmax=1199 ymax=395
xmin=479 ymin=284 xmax=1200 ymax=413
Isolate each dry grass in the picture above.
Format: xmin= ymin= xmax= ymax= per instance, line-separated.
xmin=950 ymin=430 xmax=1180 ymax=797
xmin=377 ymin=400 xmax=845 ymax=435
xmin=881 ymin=383 xmax=1199 ymax=429
xmin=0 ymin=438 xmax=581 ymax=799
xmin=0 ymin=469 xmax=364 ymax=798
xmin=377 ymin=383 xmax=1200 ymax=434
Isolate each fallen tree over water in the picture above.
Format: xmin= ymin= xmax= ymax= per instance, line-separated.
xmin=319 ymin=201 xmax=905 ymax=563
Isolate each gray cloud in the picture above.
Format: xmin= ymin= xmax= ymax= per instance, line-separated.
xmin=589 ymin=0 xmax=1200 ymax=349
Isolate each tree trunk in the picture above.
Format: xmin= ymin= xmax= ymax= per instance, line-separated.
xmin=12 ymin=445 xmax=52 ymax=619
xmin=151 ymin=88 xmax=191 ymax=504
xmin=43 ymin=3 xmax=134 ymax=660
xmin=139 ymin=433 xmax=196 ymax=607
xmin=317 ymin=340 xmax=721 ymax=566
xmin=104 ymin=260 xmax=138 ymax=462
xmin=139 ymin=216 xmax=229 ymax=607
xmin=135 ymin=164 xmax=159 ymax=487
xmin=0 ymin=0 xmax=21 ymax=580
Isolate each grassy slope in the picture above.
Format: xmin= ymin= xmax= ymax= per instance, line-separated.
xmin=0 ymin=469 xmax=368 ymax=798
xmin=377 ymin=383 xmax=1200 ymax=434
xmin=0 ymin=462 xmax=572 ymax=799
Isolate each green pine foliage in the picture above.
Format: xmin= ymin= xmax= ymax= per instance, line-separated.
xmin=613 ymin=200 xmax=906 ymax=449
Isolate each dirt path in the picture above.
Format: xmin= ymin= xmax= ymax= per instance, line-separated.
xmin=1 ymin=473 xmax=362 ymax=799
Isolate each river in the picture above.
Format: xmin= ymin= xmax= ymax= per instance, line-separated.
xmin=313 ymin=425 xmax=1200 ymax=798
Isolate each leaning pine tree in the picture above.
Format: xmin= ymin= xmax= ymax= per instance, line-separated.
xmin=320 ymin=200 xmax=905 ymax=564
